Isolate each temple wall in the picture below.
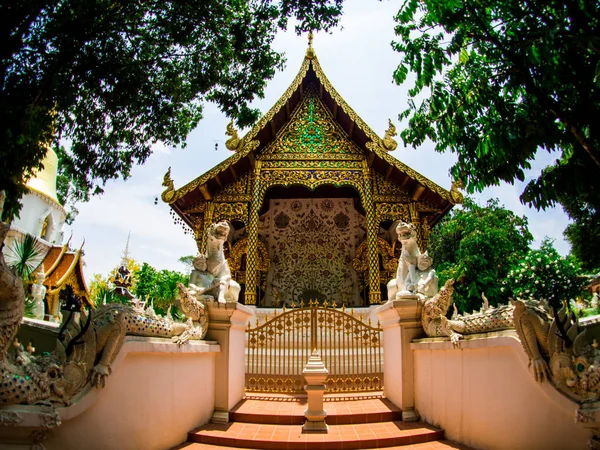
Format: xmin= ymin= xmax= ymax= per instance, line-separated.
xmin=44 ymin=338 xmax=219 ymax=450
xmin=411 ymin=333 xmax=589 ymax=450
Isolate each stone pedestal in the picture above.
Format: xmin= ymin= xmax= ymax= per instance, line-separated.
xmin=376 ymin=298 xmax=424 ymax=422
xmin=0 ymin=405 xmax=61 ymax=449
xmin=206 ymin=301 xmax=254 ymax=423
xmin=302 ymin=351 xmax=329 ymax=433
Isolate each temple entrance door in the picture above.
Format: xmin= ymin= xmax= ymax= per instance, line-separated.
xmin=245 ymin=301 xmax=383 ymax=393
xmin=258 ymin=185 xmax=367 ymax=307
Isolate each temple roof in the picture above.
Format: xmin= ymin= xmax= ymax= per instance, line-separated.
xmin=42 ymin=241 xmax=92 ymax=306
xmin=164 ymin=46 xmax=461 ymax=226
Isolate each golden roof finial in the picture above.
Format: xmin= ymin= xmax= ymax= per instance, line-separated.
xmin=382 ymin=119 xmax=398 ymax=151
xmin=161 ymin=166 xmax=176 ymax=203
xmin=306 ymin=31 xmax=315 ymax=59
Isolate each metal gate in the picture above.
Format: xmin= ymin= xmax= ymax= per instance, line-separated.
xmin=245 ymin=301 xmax=383 ymax=393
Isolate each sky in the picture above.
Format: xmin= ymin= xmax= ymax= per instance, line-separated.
xmin=64 ymin=0 xmax=571 ymax=281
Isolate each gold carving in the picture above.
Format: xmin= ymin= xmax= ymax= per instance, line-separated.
xmin=261 ymin=160 xmax=363 ymax=170
xmin=214 ymin=202 xmax=248 ymax=224
xmin=260 ymin=153 xmax=363 ymax=161
xmin=259 ymin=170 xmax=365 ymax=196
xmin=262 ymin=88 xmax=362 ymax=157
xmin=228 ymin=238 xmax=269 ymax=274
xmin=450 ymin=179 xmax=465 ymax=204
xmin=373 ymin=171 xmax=410 ymax=199
xmin=382 ymin=119 xmax=398 ymax=151
xmin=375 ymin=203 xmax=410 ymax=223
xmin=352 ymin=237 xmax=397 ymax=274
xmin=161 ymin=167 xmax=176 ymax=203
xmin=225 ymin=121 xmax=241 ymax=151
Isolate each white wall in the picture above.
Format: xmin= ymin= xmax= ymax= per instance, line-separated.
xmin=412 ymin=332 xmax=589 ymax=450
xmin=9 ymin=191 xmax=65 ymax=245
xmin=44 ymin=337 xmax=219 ymax=450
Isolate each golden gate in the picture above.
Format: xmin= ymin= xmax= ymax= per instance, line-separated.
xmin=245 ymin=300 xmax=383 ymax=393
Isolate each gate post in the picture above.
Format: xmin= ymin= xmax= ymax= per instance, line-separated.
xmin=376 ymin=298 xmax=424 ymax=421
xmin=206 ymin=301 xmax=255 ymax=423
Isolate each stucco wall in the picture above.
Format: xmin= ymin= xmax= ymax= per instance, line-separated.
xmin=44 ymin=337 xmax=219 ymax=450
xmin=9 ymin=192 xmax=65 ymax=244
xmin=411 ymin=331 xmax=589 ymax=450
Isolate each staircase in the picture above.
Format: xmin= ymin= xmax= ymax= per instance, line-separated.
xmin=174 ymin=394 xmax=472 ymax=450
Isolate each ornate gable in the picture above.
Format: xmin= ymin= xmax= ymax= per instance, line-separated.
xmin=164 ymin=43 xmax=460 ymax=237
xmin=260 ymin=87 xmax=362 ymax=159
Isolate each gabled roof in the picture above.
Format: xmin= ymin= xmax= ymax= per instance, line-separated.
xmin=43 ymin=241 xmax=92 ymax=305
xmin=164 ymin=47 xmax=460 ymax=225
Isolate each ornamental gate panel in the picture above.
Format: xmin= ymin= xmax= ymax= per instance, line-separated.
xmin=245 ymin=301 xmax=383 ymax=393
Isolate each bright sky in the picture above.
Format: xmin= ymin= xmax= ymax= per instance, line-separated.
xmin=65 ymin=0 xmax=571 ymax=281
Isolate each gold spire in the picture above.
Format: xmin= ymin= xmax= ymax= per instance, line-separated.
xmin=26 ymin=146 xmax=60 ymax=204
xmin=306 ymin=31 xmax=315 ymax=59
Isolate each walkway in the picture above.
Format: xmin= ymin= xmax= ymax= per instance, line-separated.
xmin=174 ymin=394 xmax=473 ymax=450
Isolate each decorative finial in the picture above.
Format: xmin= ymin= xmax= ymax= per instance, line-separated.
xmin=382 ymin=119 xmax=398 ymax=151
xmin=121 ymin=232 xmax=131 ymax=267
xmin=306 ymin=31 xmax=316 ymax=59
xmin=450 ymin=179 xmax=465 ymax=204
xmin=161 ymin=166 xmax=176 ymax=203
xmin=225 ymin=121 xmax=240 ymax=151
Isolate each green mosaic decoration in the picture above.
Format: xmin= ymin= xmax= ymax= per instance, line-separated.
xmin=262 ymin=87 xmax=362 ymax=157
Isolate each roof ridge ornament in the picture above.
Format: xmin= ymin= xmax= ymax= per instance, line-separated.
xmin=450 ymin=179 xmax=464 ymax=204
xmin=306 ymin=31 xmax=316 ymax=59
xmin=161 ymin=167 xmax=176 ymax=203
xmin=382 ymin=119 xmax=398 ymax=151
xmin=225 ymin=121 xmax=241 ymax=151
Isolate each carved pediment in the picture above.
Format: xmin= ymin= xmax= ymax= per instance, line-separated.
xmin=260 ymin=87 xmax=363 ymax=158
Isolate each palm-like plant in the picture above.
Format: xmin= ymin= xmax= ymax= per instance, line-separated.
xmin=5 ymin=234 xmax=46 ymax=280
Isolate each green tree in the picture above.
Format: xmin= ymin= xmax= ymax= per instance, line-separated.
xmin=88 ymin=258 xmax=141 ymax=305
xmin=561 ymin=193 xmax=600 ymax=273
xmin=428 ymin=197 xmax=533 ymax=313
xmin=506 ymin=238 xmax=585 ymax=344
xmin=178 ymin=255 xmax=196 ymax=274
xmin=1 ymin=0 xmax=343 ymax=221
xmin=133 ymin=263 xmax=189 ymax=316
xmin=393 ymin=0 xmax=600 ymax=267
xmin=506 ymin=238 xmax=584 ymax=306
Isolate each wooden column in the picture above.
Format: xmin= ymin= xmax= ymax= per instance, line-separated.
xmin=363 ymin=163 xmax=381 ymax=305
xmin=409 ymin=202 xmax=424 ymax=252
xmin=198 ymin=202 xmax=214 ymax=254
xmin=244 ymin=163 xmax=262 ymax=305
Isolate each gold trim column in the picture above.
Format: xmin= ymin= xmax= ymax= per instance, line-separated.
xmin=198 ymin=202 xmax=215 ymax=254
xmin=244 ymin=161 xmax=262 ymax=305
xmin=363 ymin=163 xmax=381 ymax=305
xmin=408 ymin=202 xmax=423 ymax=251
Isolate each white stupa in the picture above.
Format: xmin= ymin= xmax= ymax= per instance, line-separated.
xmin=4 ymin=146 xmax=67 ymax=255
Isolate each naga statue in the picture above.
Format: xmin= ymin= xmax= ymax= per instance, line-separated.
xmin=421 ymin=279 xmax=515 ymax=345
xmin=190 ymin=221 xmax=241 ymax=303
xmin=0 ymin=192 xmax=211 ymax=406
xmin=513 ymin=298 xmax=600 ymax=403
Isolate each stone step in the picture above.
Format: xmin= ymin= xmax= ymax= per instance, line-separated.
xmin=187 ymin=421 xmax=444 ymax=450
xmin=230 ymin=397 xmax=402 ymax=425
xmin=176 ymin=441 xmax=472 ymax=450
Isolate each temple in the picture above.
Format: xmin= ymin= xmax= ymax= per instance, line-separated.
xmin=2 ymin=38 xmax=599 ymax=450
xmin=162 ymin=38 xmax=463 ymax=308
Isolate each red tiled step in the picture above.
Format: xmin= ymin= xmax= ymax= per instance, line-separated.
xmin=230 ymin=397 xmax=401 ymax=425
xmin=187 ymin=421 xmax=444 ymax=450
xmin=176 ymin=441 xmax=473 ymax=450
